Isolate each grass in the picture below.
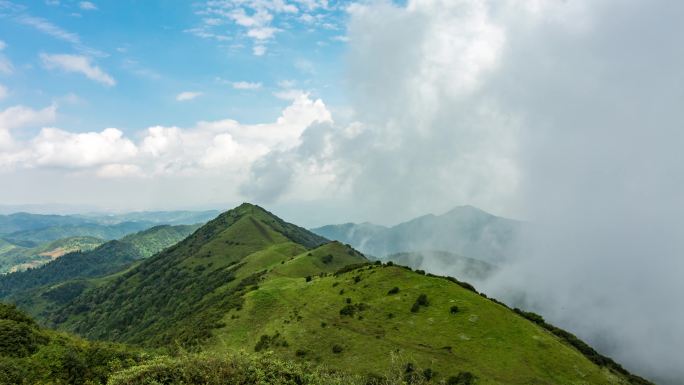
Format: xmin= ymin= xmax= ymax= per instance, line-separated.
xmin=210 ymin=264 xmax=632 ymax=384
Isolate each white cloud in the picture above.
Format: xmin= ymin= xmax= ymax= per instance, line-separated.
xmin=96 ymin=163 xmax=143 ymax=178
xmin=40 ymin=53 xmax=115 ymax=86
xmin=31 ymin=127 xmax=137 ymax=168
xmin=0 ymin=104 xmax=57 ymax=154
xmin=0 ymin=104 xmax=57 ymax=132
xmin=79 ymin=1 xmax=97 ymax=10
xmin=190 ymin=0 xmax=336 ymax=56
xmin=0 ymin=84 xmax=7 ymax=100
xmin=231 ymin=81 xmax=262 ymax=90
xmin=176 ymin=91 xmax=203 ymax=101
xmin=0 ymin=94 xmax=330 ymax=179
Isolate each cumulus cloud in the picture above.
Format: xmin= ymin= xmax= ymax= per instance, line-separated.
xmin=176 ymin=91 xmax=202 ymax=101
xmin=31 ymin=127 xmax=137 ymax=168
xmin=0 ymin=84 xmax=7 ymax=100
xmin=231 ymin=81 xmax=262 ymax=90
xmin=40 ymin=53 xmax=115 ymax=86
xmin=0 ymin=93 xmax=331 ymax=181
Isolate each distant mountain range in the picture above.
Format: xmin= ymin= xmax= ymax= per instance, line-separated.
xmin=0 ymin=210 xmax=220 ymax=273
xmin=0 ymin=210 xmax=220 ymax=239
xmin=312 ymin=205 xmax=522 ymax=265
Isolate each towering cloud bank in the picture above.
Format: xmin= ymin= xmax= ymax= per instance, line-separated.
xmin=243 ymin=0 xmax=684 ymax=382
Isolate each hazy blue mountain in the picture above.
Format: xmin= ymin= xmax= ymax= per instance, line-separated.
xmin=312 ymin=205 xmax=521 ymax=263
xmin=0 ymin=213 xmax=91 ymax=235
xmin=0 ymin=210 xmax=220 ymax=246
xmin=76 ymin=210 xmax=221 ymax=226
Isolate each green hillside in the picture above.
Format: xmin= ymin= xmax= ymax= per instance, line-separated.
xmin=0 ymin=224 xmax=200 ymax=303
xmin=34 ymin=203 xmax=651 ymax=384
xmin=48 ymin=204 xmax=330 ymax=347
xmin=0 ymin=236 xmax=104 ymax=274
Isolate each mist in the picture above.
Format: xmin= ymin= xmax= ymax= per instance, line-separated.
xmin=241 ymin=0 xmax=684 ymax=382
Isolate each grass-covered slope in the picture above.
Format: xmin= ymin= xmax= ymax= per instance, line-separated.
xmin=207 ymin=262 xmax=648 ymax=384
xmin=0 ymin=224 xmax=200 ymax=300
xmin=48 ymin=203 xmax=330 ymax=348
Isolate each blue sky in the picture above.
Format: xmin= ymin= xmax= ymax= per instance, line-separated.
xmin=0 ymin=0 xmax=351 ymax=133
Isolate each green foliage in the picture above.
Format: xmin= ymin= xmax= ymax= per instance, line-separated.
xmin=0 ymin=302 xmax=143 ymax=384
xmin=411 ymin=294 xmax=429 ymax=312
xmin=450 ymin=306 xmax=459 ymax=314
xmin=107 ymin=352 xmax=374 ymax=385
xmin=387 ymin=287 xmax=399 ymax=295
xmin=321 ymin=254 xmax=334 ymax=264
xmin=332 ymin=344 xmax=344 ymax=354
xmin=447 ymin=372 xmax=476 ymax=385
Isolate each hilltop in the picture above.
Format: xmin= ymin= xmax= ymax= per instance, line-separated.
xmin=33 ymin=203 xmax=651 ymax=384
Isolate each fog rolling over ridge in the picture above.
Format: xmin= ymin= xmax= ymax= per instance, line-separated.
xmin=297 ymin=1 xmax=684 ymax=383
xmin=313 ymin=206 xmax=519 ymax=263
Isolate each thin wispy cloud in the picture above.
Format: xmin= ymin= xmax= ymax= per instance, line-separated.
xmin=232 ymin=81 xmax=262 ymax=90
xmin=176 ymin=91 xmax=202 ymax=101
xmin=40 ymin=53 xmax=115 ymax=86
xmin=79 ymin=1 xmax=97 ymax=10
xmin=16 ymin=15 xmax=80 ymax=44
xmin=0 ymin=40 xmax=13 ymax=75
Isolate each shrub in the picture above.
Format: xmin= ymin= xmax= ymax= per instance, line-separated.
xmin=417 ymin=294 xmax=429 ymax=306
xmin=346 ymin=298 xmax=353 ymax=304
xmin=387 ymin=287 xmax=400 ymax=295
xmin=340 ymin=305 xmax=356 ymax=317
xmin=411 ymin=294 xmax=429 ymax=312
xmin=450 ymin=306 xmax=459 ymax=314
xmin=321 ymin=254 xmax=334 ymax=264
xmin=447 ymin=372 xmax=476 ymax=385
xmin=423 ymin=368 xmax=435 ymax=381
xmin=295 ymin=349 xmax=307 ymax=357
xmin=353 ymin=275 xmax=362 ymax=283
xmin=332 ymin=344 xmax=344 ymax=354
xmin=305 ymin=276 xmax=312 ymax=282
